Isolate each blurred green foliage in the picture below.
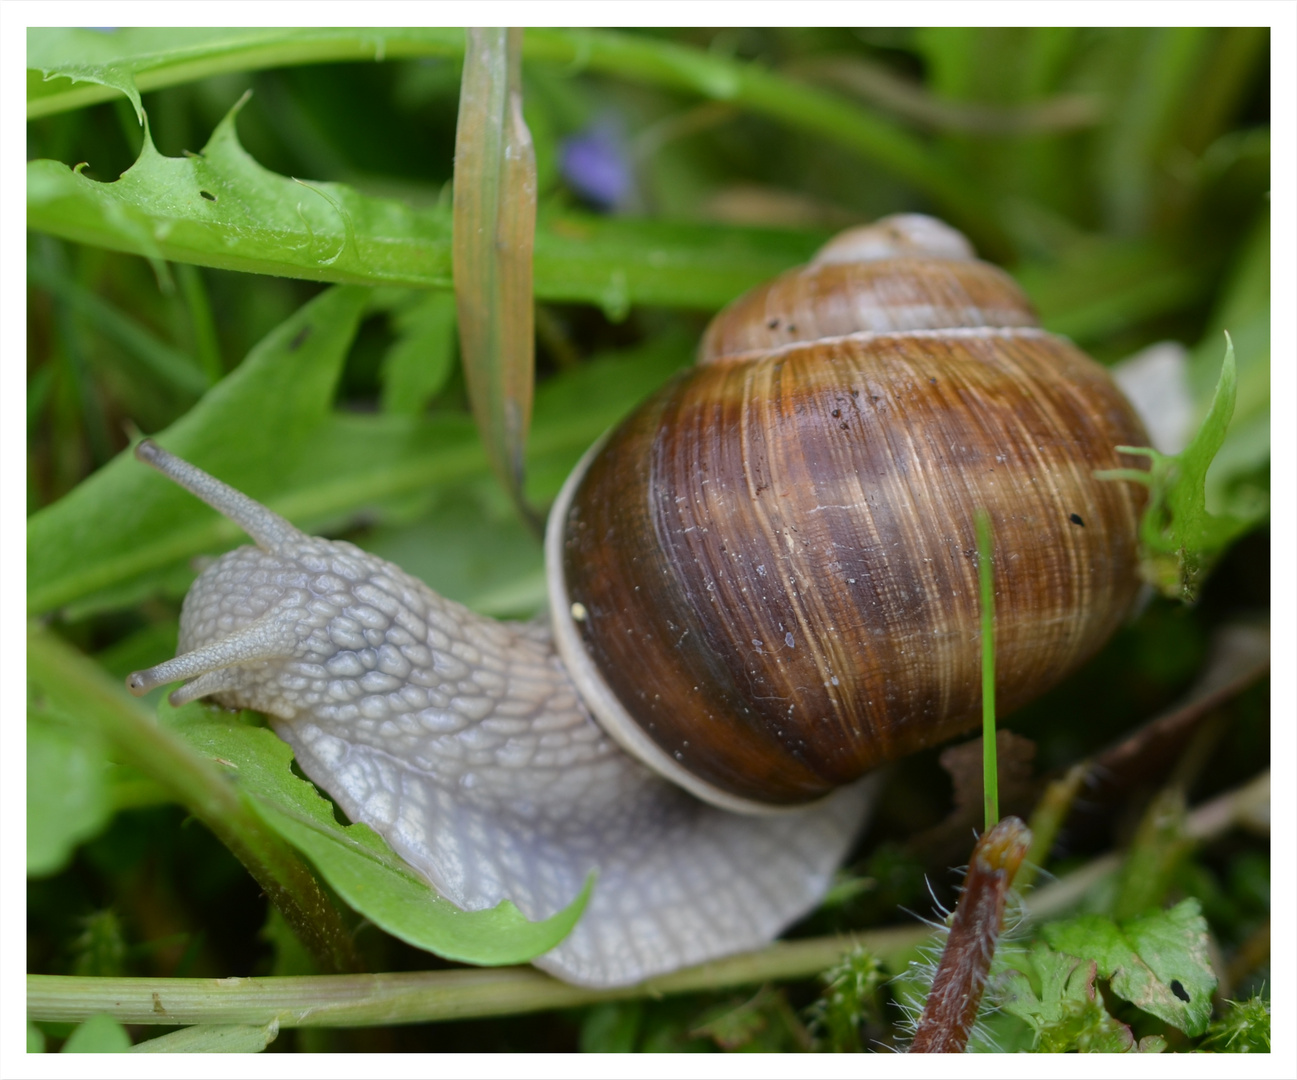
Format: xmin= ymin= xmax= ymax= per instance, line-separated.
xmin=27 ymin=26 xmax=1268 ymax=1052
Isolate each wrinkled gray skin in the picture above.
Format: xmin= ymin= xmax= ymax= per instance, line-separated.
xmin=128 ymin=441 xmax=871 ymax=988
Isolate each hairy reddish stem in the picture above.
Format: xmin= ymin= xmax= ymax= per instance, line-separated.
xmin=910 ymin=815 xmax=1031 ymax=1053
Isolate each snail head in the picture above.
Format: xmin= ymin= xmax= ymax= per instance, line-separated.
xmin=125 ymin=440 xmax=455 ymax=725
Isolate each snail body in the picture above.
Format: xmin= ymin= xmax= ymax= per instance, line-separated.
xmin=127 ymin=215 xmax=1148 ymax=987
xmin=126 ymin=440 xmax=871 ymax=988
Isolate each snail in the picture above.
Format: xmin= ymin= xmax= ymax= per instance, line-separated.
xmin=125 ymin=214 xmax=1149 ymax=988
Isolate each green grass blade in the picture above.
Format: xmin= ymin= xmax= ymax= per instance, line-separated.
xmin=453 ymin=28 xmax=538 ymax=527
xmin=975 ymin=509 xmax=998 ymax=830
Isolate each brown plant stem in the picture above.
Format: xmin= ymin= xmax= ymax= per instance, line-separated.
xmin=910 ymin=816 xmax=1032 ymax=1053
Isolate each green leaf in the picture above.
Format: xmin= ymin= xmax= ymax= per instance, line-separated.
xmin=164 ymin=702 xmax=591 ymax=966
xmin=129 ymin=1022 xmax=280 ymax=1053
xmin=366 ymin=332 xmax=693 ymax=617
xmin=1042 ymin=899 xmax=1216 ymax=1036
xmin=27 ymin=283 xmax=368 ymax=616
xmin=260 ymin=905 xmax=318 ymax=978
xmin=27 ymin=1022 xmax=46 ymax=1054
xmin=28 ymin=90 xmax=826 ymax=312
xmin=1111 ymin=787 xmax=1193 ymax=921
xmin=1018 ymin=237 xmax=1215 ymax=346
xmin=26 ymin=28 xmax=995 ymax=245
xmin=28 ymin=36 xmax=146 ymax=124
xmin=26 ymin=28 xmax=461 ymax=120
xmin=27 ymin=255 xmax=211 ymax=400
xmin=1171 ymin=335 xmax=1241 ymax=548
xmin=380 ymin=290 xmax=458 ymax=415
xmin=1094 ymin=29 xmax=1213 ymax=235
xmin=360 ymin=487 xmax=546 ymax=619
xmin=580 ymin=1002 xmax=644 ymax=1053
xmin=30 ymin=303 xmax=688 ymax=620
xmin=26 ymin=713 xmax=112 ymax=876
xmin=28 ymin=625 xmax=364 ymax=974
xmin=1098 ymin=337 xmax=1252 ymax=600
xmin=1114 ymin=904 xmax=1218 ymax=1035
xmin=29 ymin=91 xmax=451 ymax=289
xmin=60 ymin=1014 xmax=131 ymax=1053
xmin=689 ymin=987 xmax=806 ymax=1052
xmin=1192 ymin=208 xmax=1270 ymax=517
xmin=996 ymin=943 xmax=1139 ymax=1052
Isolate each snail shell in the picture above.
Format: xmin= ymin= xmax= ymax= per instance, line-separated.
xmin=550 ymin=214 xmax=1148 ymax=811
xmin=126 ymin=214 xmax=1147 ymax=986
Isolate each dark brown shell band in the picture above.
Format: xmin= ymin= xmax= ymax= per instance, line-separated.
xmin=556 ymin=328 xmax=1148 ymax=806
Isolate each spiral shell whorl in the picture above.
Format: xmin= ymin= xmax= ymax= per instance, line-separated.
xmin=698 ymin=214 xmax=1038 ymax=364
xmin=556 ymin=217 xmax=1149 ymax=809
